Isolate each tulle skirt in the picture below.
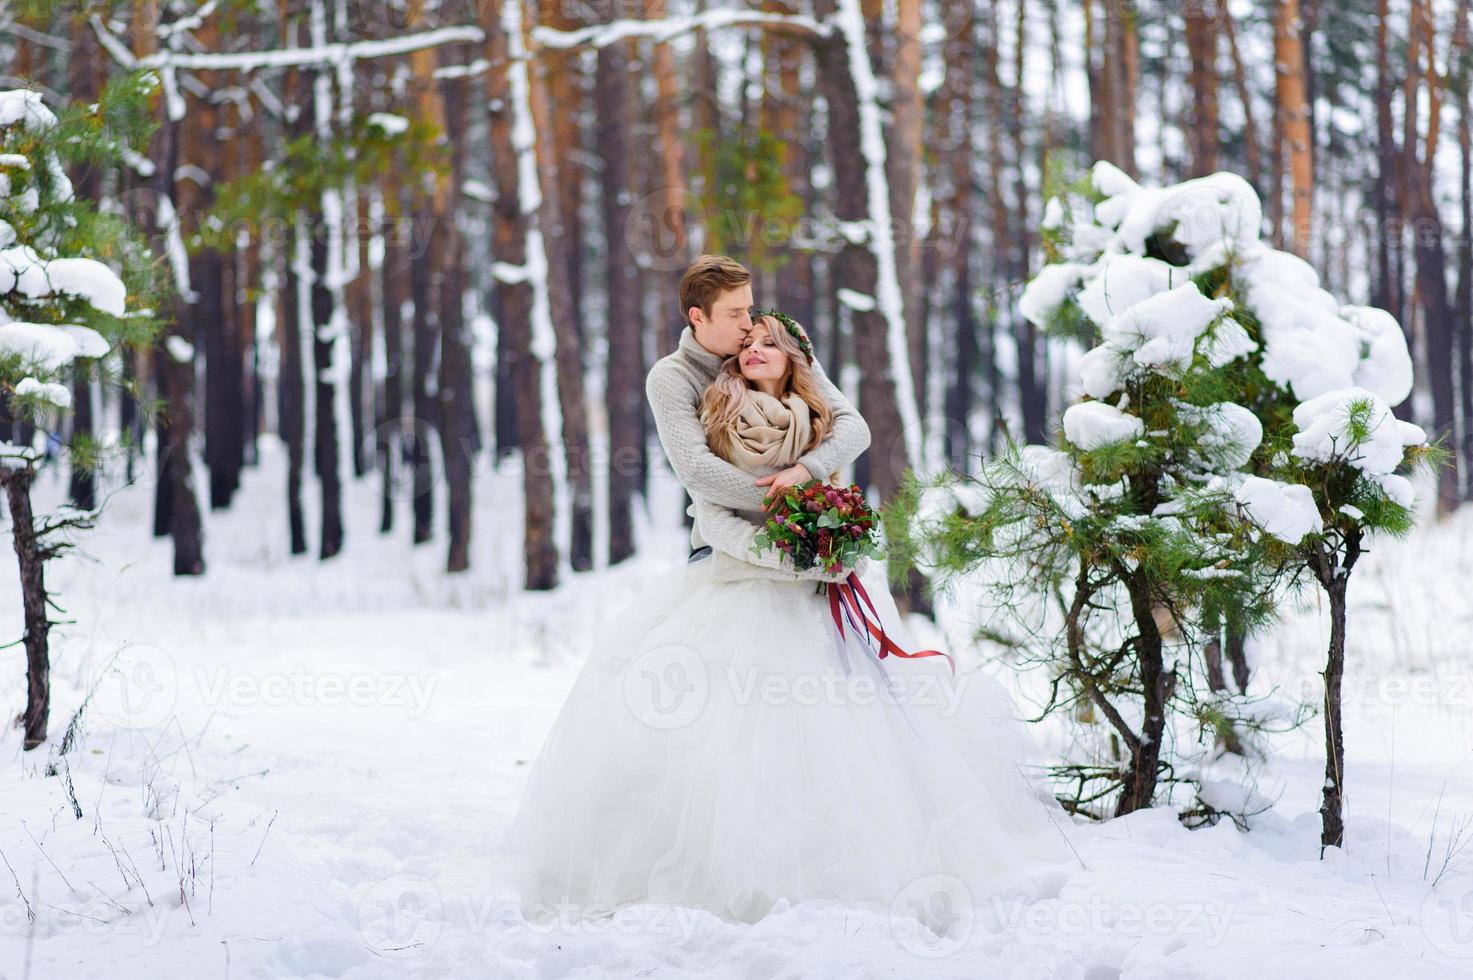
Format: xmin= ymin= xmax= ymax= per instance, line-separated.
xmin=495 ymin=551 xmax=1073 ymax=926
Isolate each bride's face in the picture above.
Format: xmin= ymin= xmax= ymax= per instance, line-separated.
xmin=739 ymin=319 xmax=790 ymax=386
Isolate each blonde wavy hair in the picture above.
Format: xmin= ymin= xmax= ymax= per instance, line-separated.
xmin=700 ymin=314 xmax=832 ymax=463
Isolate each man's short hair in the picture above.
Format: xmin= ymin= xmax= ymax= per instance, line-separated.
xmin=679 ymin=255 xmax=752 ymax=325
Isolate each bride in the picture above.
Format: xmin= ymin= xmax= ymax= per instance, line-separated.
xmin=498 ymin=312 xmax=1072 ymax=928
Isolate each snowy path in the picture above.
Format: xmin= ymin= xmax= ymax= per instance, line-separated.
xmin=2 ymin=448 xmax=1472 ymax=978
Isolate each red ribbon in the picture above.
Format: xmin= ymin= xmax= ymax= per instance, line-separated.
xmin=827 ymin=571 xmax=956 ymax=675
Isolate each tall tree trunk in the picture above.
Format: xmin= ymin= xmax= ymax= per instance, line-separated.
xmin=1098 ymin=0 xmax=1139 ymax=177
xmin=145 ymin=6 xmax=205 ymax=572
xmin=1374 ymin=0 xmax=1410 ymax=425
xmin=762 ymin=5 xmax=815 ymax=332
xmin=528 ymin=5 xmax=595 ymax=572
xmin=406 ymin=0 xmax=443 ymax=547
xmin=482 ymin=0 xmax=558 ymax=590
xmin=379 ymin=161 xmax=407 ymax=532
xmin=309 ymin=6 xmax=344 ymax=559
xmin=281 ymin=217 xmax=309 ymax=556
xmin=1456 ymin=1 xmax=1473 ymax=500
xmin=437 ymin=42 xmax=477 ymax=572
xmin=1404 ymin=0 xmax=1462 ymax=512
xmin=941 ymin=0 xmax=978 ymax=469
xmin=1275 ymin=0 xmax=1313 ymax=258
xmin=544 ymin=4 xmax=586 ymax=329
xmin=982 ymin=2 xmax=1010 ymax=451
xmin=1012 ymin=0 xmax=1044 ymax=444
xmin=890 ymin=0 xmax=925 ymax=408
xmin=66 ymin=15 xmax=102 ymax=511
xmin=240 ymin=111 xmax=264 ymax=471
xmin=1222 ymin=6 xmax=1262 ymax=190
xmin=276 ymin=9 xmax=310 ymax=555
xmin=1184 ymin=0 xmax=1220 ymax=176
xmin=348 ymin=114 xmax=372 ymax=480
xmin=814 ymin=0 xmax=910 ymax=500
xmin=648 ymin=0 xmax=693 ymax=350
xmin=598 ymin=32 xmax=643 ymax=567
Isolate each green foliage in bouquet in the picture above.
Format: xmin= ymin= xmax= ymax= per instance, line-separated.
xmin=753 ymin=480 xmax=883 ymax=574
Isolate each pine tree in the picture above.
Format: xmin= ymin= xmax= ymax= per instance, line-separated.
xmin=0 ymin=77 xmax=164 ymax=749
xmin=890 ymin=161 xmax=1433 ymax=829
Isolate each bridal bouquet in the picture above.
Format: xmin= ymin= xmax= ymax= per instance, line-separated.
xmin=753 ymin=480 xmax=883 ymax=574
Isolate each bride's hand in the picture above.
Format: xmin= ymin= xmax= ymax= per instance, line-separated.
xmin=755 ymin=463 xmax=812 ymax=509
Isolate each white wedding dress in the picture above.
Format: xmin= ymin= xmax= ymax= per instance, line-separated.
xmin=495 ymin=543 xmax=1075 ymax=927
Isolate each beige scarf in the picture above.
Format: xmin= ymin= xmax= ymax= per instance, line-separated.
xmin=717 ymin=388 xmax=813 ymax=472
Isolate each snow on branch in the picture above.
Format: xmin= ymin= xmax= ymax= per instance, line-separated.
xmin=532 ymin=11 xmax=834 ymax=49
xmin=90 ymin=17 xmax=484 ymax=73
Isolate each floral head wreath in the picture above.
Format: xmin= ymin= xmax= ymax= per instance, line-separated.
xmin=752 ymin=308 xmax=814 ymax=365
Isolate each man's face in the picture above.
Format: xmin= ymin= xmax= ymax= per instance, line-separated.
xmin=691 ymin=283 xmax=754 ymax=357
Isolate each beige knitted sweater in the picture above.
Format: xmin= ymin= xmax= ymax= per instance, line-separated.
xmin=645 ymin=325 xmax=872 ymax=582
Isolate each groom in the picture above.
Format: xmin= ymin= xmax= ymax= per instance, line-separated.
xmin=645 ymin=254 xmax=872 ymax=557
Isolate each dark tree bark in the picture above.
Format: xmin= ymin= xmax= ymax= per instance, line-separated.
xmin=482 ymin=0 xmax=558 ymax=590
xmin=492 ymin=280 xmax=518 ymax=463
xmin=1222 ymin=7 xmax=1263 ymax=190
xmin=348 ymin=180 xmax=371 ymax=480
xmin=890 ymin=0 xmax=925 ymax=406
xmin=1313 ymin=531 xmax=1361 ymax=852
xmin=379 ymin=160 xmax=408 ymax=532
xmin=310 ymin=220 xmax=344 ymax=559
xmin=1184 ymin=0 xmax=1219 ymax=176
xmin=280 ymin=221 xmax=308 ymax=556
xmin=762 ymin=10 xmax=815 ymax=331
xmin=3 ymin=466 xmax=52 ymax=749
xmin=1404 ymin=0 xmax=1461 ymax=511
xmin=159 ymin=326 xmax=206 ymax=576
xmin=1011 ymin=0 xmax=1044 ymax=444
xmin=812 ymin=2 xmax=907 ymax=501
xmin=66 ymin=16 xmax=102 ymax=511
xmin=142 ymin=7 xmax=205 ymax=573
xmin=277 ymin=8 xmax=310 ymax=556
xmin=528 ymin=9 xmax=595 ymax=572
xmin=172 ymin=17 xmax=241 ymax=513
xmin=598 ymin=34 xmax=643 ymax=567
xmin=940 ymin=0 xmax=978 ymax=469
xmin=438 ymin=43 xmax=477 ymax=573
xmin=407 ymin=199 xmax=438 ymax=545
xmin=1457 ymin=3 xmax=1473 ymax=499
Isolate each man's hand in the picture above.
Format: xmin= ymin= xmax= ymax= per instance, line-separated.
xmin=755 ymin=463 xmax=813 ymax=510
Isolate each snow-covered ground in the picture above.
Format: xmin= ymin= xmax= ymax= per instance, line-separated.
xmin=2 ymin=440 xmax=1472 ymax=979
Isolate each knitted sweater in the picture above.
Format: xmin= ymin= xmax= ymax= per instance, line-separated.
xmin=645 ymin=325 xmax=872 ymax=582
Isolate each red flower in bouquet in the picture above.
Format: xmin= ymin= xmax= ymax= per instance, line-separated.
xmin=752 ymin=480 xmax=883 ymax=574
